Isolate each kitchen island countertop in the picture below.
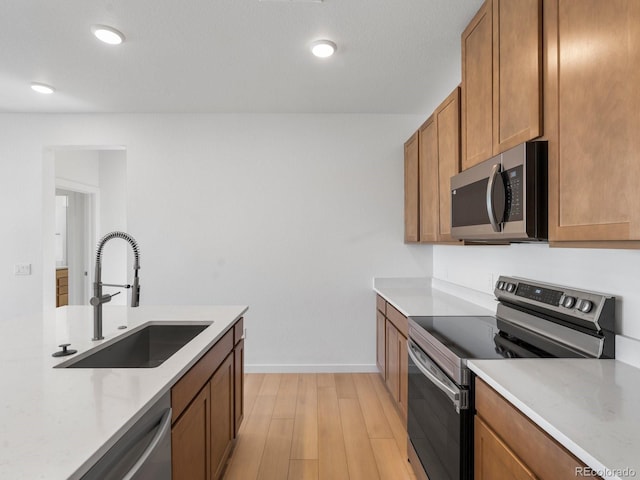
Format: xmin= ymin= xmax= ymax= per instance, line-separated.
xmin=0 ymin=304 xmax=247 ymax=480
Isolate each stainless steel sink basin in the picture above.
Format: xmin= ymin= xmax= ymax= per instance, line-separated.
xmin=58 ymin=323 xmax=211 ymax=368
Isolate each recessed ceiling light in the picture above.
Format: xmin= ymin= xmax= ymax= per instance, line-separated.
xmin=311 ymin=40 xmax=337 ymax=58
xmin=31 ymin=83 xmax=55 ymax=94
xmin=91 ymin=25 xmax=125 ymax=45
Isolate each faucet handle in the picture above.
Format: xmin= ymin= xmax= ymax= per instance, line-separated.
xmin=90 ymin=291 xmax=121 ymax=306
xmin=100 ymin=283 xmax=131 ymax=289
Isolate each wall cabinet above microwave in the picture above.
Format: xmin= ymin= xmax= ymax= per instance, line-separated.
xmin=461 ymin=0 xmax=542 ymax=170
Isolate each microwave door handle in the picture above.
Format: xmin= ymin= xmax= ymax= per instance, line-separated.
xmin=486 ymin=163 xmax=502 ymax=232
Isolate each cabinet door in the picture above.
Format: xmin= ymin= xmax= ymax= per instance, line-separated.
xmin=385 ymin=320 xmax=399 ymax=404
xmin=436 ymin=87 xmax=461 ymax=241
xmin=418 ymin=116 xmax=438 ymax=243
xmin=172 ymin=386 xmax=210 ymax=480
xmin=210 ymin=353 xmax=234 ymax=480
xmin=376 ymin=310 xmax=386 ymax=378
xmin=475 ymin=417 xmax=536 ymax=480
xmin=404 ymin=131 xmax=420 ymax=243
xmin=492 ymin=0 xmax=542 ymax=153
xmin=234 ymin=337 xmax=245 ymax=437
xmin=462 ymin=0 xmax=493 ymax=170
xmin=398 ymin=332 xmax=408 ymax=423
xmin=546 ymin=0 xmax=640 ymax=242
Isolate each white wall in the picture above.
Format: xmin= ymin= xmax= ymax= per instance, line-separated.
xmin=55 ymin=150 xmax=100 ymax=186
xmin=433 ymin=244 xmax=640 ymax=341
xmin=97 ymin=151 xmax=128 ymax=305
xmin=0 ymin=113 xmax=431 ymax=370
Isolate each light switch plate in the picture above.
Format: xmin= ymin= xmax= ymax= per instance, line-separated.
xmin=14 ymin=263 xmax=31 ymax=275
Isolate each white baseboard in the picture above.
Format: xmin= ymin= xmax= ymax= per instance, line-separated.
xmin=245 ymin=364 xmax=378 ymax=374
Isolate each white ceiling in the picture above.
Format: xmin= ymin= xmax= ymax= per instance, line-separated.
xmin=0 ymin=0 xmax=483 ymax=114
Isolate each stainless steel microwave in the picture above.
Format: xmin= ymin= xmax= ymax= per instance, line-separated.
xmin=450 ymin=141 xmax=547 ymax=242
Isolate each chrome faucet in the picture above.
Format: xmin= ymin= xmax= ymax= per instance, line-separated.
xmin=90 ymin=231 xmax=141 ymax=340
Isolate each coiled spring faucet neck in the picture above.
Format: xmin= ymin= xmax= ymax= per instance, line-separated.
xmin=91 ymin=231 xmax=141 ymax=340
xmin=95 ymin=231 xmax=141 ymax=271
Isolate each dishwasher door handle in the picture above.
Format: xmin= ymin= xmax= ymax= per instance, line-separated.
xmin=122 ymin=407 xmax=172 ymax=480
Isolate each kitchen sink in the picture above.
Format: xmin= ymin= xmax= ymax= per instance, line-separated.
xmin=58 ymin=323 xmax=211 ymax=368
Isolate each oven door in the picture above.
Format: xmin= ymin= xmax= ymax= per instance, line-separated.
xmin=407 ymin=339 xmax=472 ymax=480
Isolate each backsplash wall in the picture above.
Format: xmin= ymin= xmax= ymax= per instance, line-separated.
xmin=433 ymin=244 xmax=640 ymax=341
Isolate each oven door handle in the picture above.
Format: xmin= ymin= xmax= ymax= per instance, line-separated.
xmin=408 ymin=342 xmax=467 ymax=412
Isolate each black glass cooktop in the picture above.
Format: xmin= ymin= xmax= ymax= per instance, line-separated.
xmin=410 ymin=315 xmax=555 ymax=360
xmin=410 ymin=316 xmax=506 ymax=360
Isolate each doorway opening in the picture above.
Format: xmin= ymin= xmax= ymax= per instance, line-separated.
xmin=50 ymin=147 xmax=127 ymax=308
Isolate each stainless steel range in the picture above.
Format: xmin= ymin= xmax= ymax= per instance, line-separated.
xmin=406 ymin=276 xmax=616 ymax=480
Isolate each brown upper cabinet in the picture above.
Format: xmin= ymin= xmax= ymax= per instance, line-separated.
xmin=544 ymin=0 xmax=640 ymax=244
xmin=404 ymin=131 xmax=420 ymax=243
xmin=417 ymin=116 xmax=438 ymax=242
xmin=404 ymin=87 xmax=462 ymax=244
xmin=419 ymin=87 xmax=462 ymax=243
xmin=462 ymin=0 xmax=542 ymax=170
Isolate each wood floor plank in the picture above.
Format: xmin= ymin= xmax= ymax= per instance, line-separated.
xmin=258 ymin=374 xmax=282 ymax=396
xmin=369 ymin=373 xmax=408 ymax=458
xmin=339 ymin=398 xmax=381 ymax=480
xmin=316 ymin=373 xmax=335 ymax=388
xmin=290 ymin=374 xmax=318 ymax=460
xmin=244 ymin=373 xmax=265 ymax=419
xmin=335 ymin=373 xmax=358 ymax=399
xmin=370 ymin=438 xmax=415 ymax=480
xmin=288 ymin=460 xmax=319 ymax=480
xmin=273 ymin=374 xmax=300 ymax=419
xmin=353 ymin=374 xmax=393 ymax=439
xmin=317 ymin=386 xmax=350 ymax=480
xmin=227 ymin=373 xmax=416 ymax=480
xmin=223 ymin=414 xmax=272 ymax=480
xmin=256 ymin=418 xmax=295 ymax=480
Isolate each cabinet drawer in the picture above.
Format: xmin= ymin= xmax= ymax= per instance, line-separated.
xmin=57 ymin=285 xmax=68 ymax=295
xmin=475 ymin=378 xmax=594 ymax=479
xmin=386 ymin=304 xmax=408 ymax=338
xmin=57 ymin=276 xmax=68 ymax=287
xmin=376 ymin=295 xmax=386 ymax=315
xmin=56 ymin=269 xmax=68 ymax=279
xmin=172 ymin=328 xmax=234 ymax=422
xmin=57 ymin=294 xmax=68 ymax=307
xmin=234 ymin=317 xmax=244 ymax=345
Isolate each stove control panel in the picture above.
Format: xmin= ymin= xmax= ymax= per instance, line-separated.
xmin=494 ymin=275 xmax=615 ymax=333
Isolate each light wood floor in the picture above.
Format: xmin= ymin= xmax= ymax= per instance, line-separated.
xmin=223 ymin=373 xmax=417 ymax=480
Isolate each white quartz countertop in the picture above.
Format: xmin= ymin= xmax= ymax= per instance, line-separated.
xmin=373 ymin=277 xmax=495 ymax=317
xmin=469 ymin=359 xmax=640 ymax=480
xmin=0 ymin=304 xmax=247 ymax=480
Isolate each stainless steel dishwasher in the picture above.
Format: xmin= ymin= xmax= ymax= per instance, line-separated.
xmin=81 ymin=392 xmax=172 ymax=480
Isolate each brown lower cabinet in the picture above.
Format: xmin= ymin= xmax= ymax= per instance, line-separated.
xmin=475 ymin=378 xmax=603 ymax=480
xmin=376 ymin=295 xmax=408 ymax=422
xmin=171 ymin=318 xmax=244 ymax=480
xmin=56 ymin=268 xmax=68 ymax=307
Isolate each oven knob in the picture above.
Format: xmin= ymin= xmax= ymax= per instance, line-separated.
xmin=578 ymin=299 xmax=593 ymax=313
xmin=506 ymin=283 xmax=516 ymax=293
xmin=497 ymin=281 xmax=505 ymax=290
xmin=562 ymin=296 xmax=576 ymax=308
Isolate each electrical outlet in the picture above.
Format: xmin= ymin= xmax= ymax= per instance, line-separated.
xmin=14 ymin=263 xmax=31 ymax=275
